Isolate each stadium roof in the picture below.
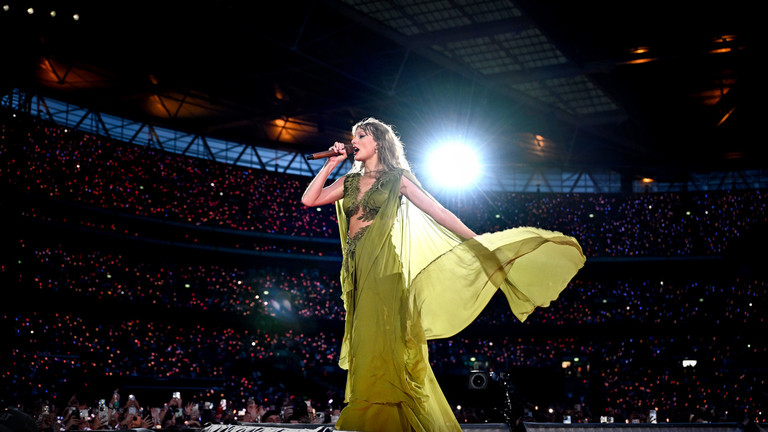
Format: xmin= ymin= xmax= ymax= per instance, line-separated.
xmin=1 ymin=0 xmax=762 ymax=184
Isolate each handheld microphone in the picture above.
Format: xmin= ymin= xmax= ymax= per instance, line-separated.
xmin=305 ymin=144 xmax=353 ymax=160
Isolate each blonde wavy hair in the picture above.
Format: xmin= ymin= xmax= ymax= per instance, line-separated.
xmin=350 ymin=117 xmax=410 ymax=173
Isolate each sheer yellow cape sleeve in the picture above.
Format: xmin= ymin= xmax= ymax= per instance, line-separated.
xmin=393 ymin=171 xmax=586 ymax=339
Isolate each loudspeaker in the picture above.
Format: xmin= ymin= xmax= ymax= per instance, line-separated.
xmin=468 ymin=370 xmax=490 ymax=390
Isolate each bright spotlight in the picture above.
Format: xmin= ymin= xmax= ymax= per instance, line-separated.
xmin=426 ymin=141 xmax=481 ymax=188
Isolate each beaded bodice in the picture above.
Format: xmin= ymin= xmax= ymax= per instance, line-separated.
xmin=342 ymin=170 xmax=400 ymax=234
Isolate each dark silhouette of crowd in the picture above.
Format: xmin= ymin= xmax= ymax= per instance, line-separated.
xmin=1 ymin=113 xmax=766 ymax=429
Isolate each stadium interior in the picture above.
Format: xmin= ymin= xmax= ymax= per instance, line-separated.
xmin=1 ymin=0 xmax=765 ymax=430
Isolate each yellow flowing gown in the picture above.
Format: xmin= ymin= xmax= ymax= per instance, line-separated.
xmin=333 ymin=169 xmax=585 ymax=432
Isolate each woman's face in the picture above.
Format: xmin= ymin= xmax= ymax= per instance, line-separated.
xmin=351 ymin=127 xmax=377 ymax=162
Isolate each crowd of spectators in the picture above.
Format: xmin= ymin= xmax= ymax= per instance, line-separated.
xmin=18 ymin=243 xmax=346 ymax=320
xmin=442 ymin=189 xmax=768 ymax=258
xmin=15 ymin=242 xmax=766 ymax=328
xmin=2 ymin=383 xmax=341 ymax=431
xmin=2 ymin=113 xmax=766 ymax=428
xmin=3 ymin=308 xmax=765 ymax=427
xmin=4 ymin=116 xmax=768 ymax=259
xmin=1 ymin=117 xmax=339 ymax=238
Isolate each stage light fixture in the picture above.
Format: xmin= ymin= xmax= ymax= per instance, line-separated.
xmin=467 ymin=370 xmax=489 ymax=390
xmin=426 ymin=141 xmax=481 ymax=188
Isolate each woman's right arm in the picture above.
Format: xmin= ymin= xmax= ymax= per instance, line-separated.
xmin=301 ymin=142 xmax=347 ymax=207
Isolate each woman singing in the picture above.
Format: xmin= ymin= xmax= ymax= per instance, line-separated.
xmin=302 ymin=117 xmax=585 ymax=431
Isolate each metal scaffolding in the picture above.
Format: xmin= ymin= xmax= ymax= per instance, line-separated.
xmin=3 ymin=88 xmax=766 ymax=193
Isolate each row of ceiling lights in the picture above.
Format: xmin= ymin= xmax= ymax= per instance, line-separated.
xmin=1 ymin=4 xmax=80 ymax=20
xmin=625 ymin=34 xmax=741 ymax=64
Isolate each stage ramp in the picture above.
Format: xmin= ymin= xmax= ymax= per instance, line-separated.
xmin=199 ymin=422 xmax=750 ymax=432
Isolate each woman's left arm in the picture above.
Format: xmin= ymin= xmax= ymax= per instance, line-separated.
xmin=401 ymin=175 xmax=477 ymax=239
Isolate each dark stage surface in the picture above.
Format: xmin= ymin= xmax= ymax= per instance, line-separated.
xmin=19 ymin=423 xmax=765 ymax=432
xmin=193 ymin=421 xmax=758 ymax=432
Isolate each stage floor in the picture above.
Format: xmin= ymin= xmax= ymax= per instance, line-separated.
xmin=199 ymin=421 xmax=754 ymax=432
